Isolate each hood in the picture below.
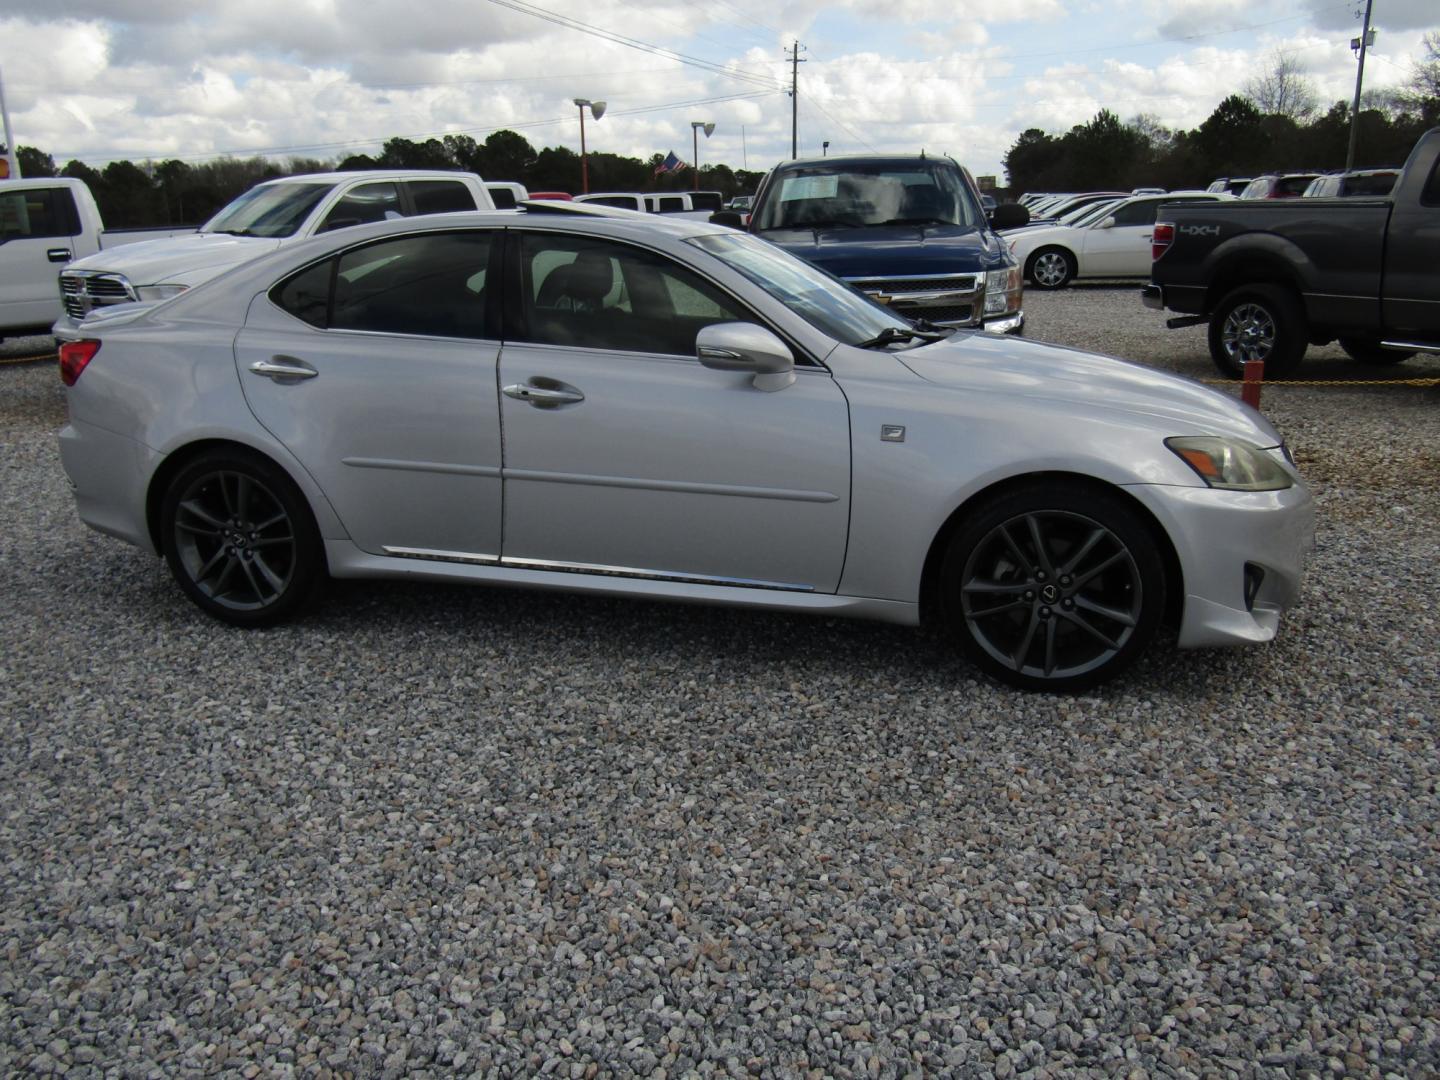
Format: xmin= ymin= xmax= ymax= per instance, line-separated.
xmin=757 ymin=222 xmax=1007 ymax=277
xmin=72 ymin=232 xmax=283 ymax=286
xmin=896 ymin=332 xmax=1284 ymax=446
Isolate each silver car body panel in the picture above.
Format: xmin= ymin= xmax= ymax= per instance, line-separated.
xmin=57 ymin=209 xmax=1313 ymax=650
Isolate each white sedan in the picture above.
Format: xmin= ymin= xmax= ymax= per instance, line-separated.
xmin=56 ymin=203 xmax=1311 ymax=691
xmin=1010 ymin=192 xmax=1233 ymax=289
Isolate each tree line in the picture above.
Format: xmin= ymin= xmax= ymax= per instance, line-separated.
xmin=1004 ymin=36 xmax=1440 ymax=193
xmin=4 ymin=130 xmax=768 ymax=228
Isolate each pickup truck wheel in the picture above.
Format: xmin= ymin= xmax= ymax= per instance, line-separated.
xmin=1339 ymin=338 xmax=1414 ymax=365
xmin=1027 ymin=248 xmax=1076 ymax=290
xmin=1208 ymin=284 xmax=1307 ymax=379
xmin=939 ymin=483 xmax=1164 ymax=692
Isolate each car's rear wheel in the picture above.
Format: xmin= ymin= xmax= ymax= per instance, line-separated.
xmin=940 ymin=483 xmax=1165 ymax=692
xmin=1338 ymin=338 xmax=1414 ymax=365
xmin=159 ymin=449 xmax=323 ymax=626
xmin=1027 ymin=248 xmax=1076 ymax=290
xmin=1207 ymin=283 xmax=1307 ymax=379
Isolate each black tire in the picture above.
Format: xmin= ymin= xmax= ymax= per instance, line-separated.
xmin=1026 ymin=247 xmax=1076 ymax=290
xmin=939 ymin=483 xmax=1166 ymax=692
xmin=159 ymin=448 xmax=324 ymax=627
xmin=1338 ymin=337 xmax=1414 ymax=365
xmin=1207 ymin=283 xmax=1307 ymax=379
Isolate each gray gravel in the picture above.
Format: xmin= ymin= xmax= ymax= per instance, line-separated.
xmin=2 ymin=294 xmax=1439 ymax=1078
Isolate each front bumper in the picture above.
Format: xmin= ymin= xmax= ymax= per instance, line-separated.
xmin=1126 ymin=479 xmax=1315 ymax=648
xmin=983 ymin=311 xmax=1025 ymax=335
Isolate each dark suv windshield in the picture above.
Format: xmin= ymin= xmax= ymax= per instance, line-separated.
xmin=754 ymin=162 xmax=983 ymax=231
xmin=201 ymin=182 xmax=335 ymax=238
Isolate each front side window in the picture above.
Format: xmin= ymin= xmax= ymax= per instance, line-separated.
xmin=202 ymin=182 xmax=333 ymax=238
xmin=270 ymin=231 xmax=493 ymax=338
xmin=319 ymin=182 xmax=402 ymax=233
xmin=0 ymin=187 xmax=74 ymax=239
xmin=687 ymin=232 xmax=910 ymax=347
xmin=517 ymin=233 xmax=747 ymax=355
xmin=408 ymin=180 xmax=477 ymax=215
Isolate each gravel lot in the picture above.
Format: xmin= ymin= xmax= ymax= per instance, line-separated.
xmin=2 ymin=289 xmax=1438 ymax=1078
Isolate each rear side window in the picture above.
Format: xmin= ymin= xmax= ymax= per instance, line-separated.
xmin=690 ymin=192 xmax=723 ymax=212
xmin=1110 ymin=200 xmax=1161 ymax=227
xmin=318 ymin=182 xmax=402 ymax=232
xmin=408 ymin=180 xmax=477 ymax=215
xmin=1418 ymin=163 xmax=1439 ymax=206
xmin=652 ymin=196 xmax=686 ymax=213
xmin=270 ymin=231 xmax=494 ymax=338
xmin=488 ymin=187 xmax=518 ymax=209
xmin=0 ymin=187 xmax=77 ymax=239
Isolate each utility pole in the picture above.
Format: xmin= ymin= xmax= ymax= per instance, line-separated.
xmin=1345 ymin=0 xmax=1374 ymax=171
xmin=787 ymin=41 xmax=806 ymax=160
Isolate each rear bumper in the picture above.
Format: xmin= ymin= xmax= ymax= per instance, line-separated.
xmin=1141 ymin=284 xmax=1164 ymax=310
xmin=58 ymin=418 xmax=158 ymax=552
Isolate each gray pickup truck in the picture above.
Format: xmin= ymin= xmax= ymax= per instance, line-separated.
xmin=1143 ymin=127 xmax=1440 ymax=377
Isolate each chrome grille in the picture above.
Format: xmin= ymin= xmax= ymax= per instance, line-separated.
xmin=845 ymin=272 xmax=984 ymax=327
xmin=59 ymin=271 xmax=137 ymax=320
xmin=847 ymin=274 xmax=980 ymax=293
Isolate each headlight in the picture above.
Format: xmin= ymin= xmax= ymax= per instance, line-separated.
xmin=135 ymin=284 xmax=189 ymax=302
xmin=1165 ymin=436 xmax=1293 ymax=491
xmin=984 ymin=263 xmax=1022 ymax=316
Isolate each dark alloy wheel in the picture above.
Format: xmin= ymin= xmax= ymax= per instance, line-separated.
xmin=1207 ymin=283 xmax=1307 ymax=379
xmin=159 ymin=450 xmax=323 ymax=626
xmin=941 ymin=485 xmax=1165 ymax=692
xmin=1027 ymin=247 xmax=1076 ymax=290
xmin=1338 ymin=338 xmax=1414 ymax=365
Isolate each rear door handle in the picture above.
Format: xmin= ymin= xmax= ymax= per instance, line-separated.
xmin=503 ymin=380 xmax=584 ymax=407
xmin=249 ymin=356 xmax=318 ymax=382
xmin=47 ymin=248 xmax=72 ymax=263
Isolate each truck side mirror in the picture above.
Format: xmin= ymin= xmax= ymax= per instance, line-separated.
xmin=990 ymin=203 xmax=1030 ymax=230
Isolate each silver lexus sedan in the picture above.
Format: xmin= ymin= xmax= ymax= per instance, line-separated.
xmin=57 ymin=205 xmax=1313 ymax=691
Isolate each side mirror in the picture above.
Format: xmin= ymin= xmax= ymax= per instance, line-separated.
xmin=1096 ymin=216 xmax=1116 ymax=230
xmin=697 ymin=322 xmax=795 ymax=392
xmin=708 ymin=210 xmax=744 ymax=229
xmin=990 ymin=203 xmax=1030 ymax=230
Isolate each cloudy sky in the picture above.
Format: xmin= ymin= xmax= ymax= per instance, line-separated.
xmin=2 ymin=0 xmax=1437 ymax=182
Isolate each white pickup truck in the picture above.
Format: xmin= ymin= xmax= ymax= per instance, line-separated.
xmin=54 ymin=170 xmax=495 ymax=341
xmin=0 ymin=177 xmax=192 ymax=343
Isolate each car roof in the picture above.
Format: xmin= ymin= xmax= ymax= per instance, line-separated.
xmin=772 ymin=154 xmax=959 ymax=170
xmin=257 ymin=170 xmax=479 ymax=186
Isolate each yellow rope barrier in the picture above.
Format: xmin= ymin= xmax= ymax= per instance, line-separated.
xmin=0 ymin=352 xmax=57 ymax=366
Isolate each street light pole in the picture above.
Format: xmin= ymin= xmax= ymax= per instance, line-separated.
xmin=691 ymin=121 xmax=713 ymax=192
xmin=573 ymin=98 xmax=606 ymax=195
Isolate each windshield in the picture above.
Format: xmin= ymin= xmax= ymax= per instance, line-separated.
xmin=687 ymin=232 xmax=912 ymax=346
xmin=753 ymin=161 xmax=984 ymax=231
xmin=201 ymin=181 xmax=335 ymax=238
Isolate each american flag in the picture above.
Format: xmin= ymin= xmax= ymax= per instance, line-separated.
xmin=653 ymin=150 xmax=687 ymax=175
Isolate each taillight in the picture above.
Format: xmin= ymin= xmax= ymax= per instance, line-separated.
xmin=59 ymin=340 xmax=101 ymax=386
xmin=1151 ymin=222 xmax=1174 ymax=262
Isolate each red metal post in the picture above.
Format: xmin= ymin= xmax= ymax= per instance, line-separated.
xmin=1242 ymin=359 xmax=1264 ymax=410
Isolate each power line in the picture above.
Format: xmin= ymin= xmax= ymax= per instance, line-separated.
xmin=481 ymin=0 xmax=781 ymax=91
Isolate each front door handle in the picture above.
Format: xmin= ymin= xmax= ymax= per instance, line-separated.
xmin=47 ymin=248 xmax=73 ymax=263
xmin=249 ymin=356 xmax=318 ymax=382
xmin=502 ymin=380 xmax=584 ymax=407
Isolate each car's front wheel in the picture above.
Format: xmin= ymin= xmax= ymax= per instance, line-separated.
xmin=159 ymin=448 xmax=324 ymax=626
xmin=940 ymin=483 xmax=1165 ymax=692
xmin=1207 ymin=283 xmax=1307 ymax=379
xmin=1027 ymin=247 xmax=1076 ymax=290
